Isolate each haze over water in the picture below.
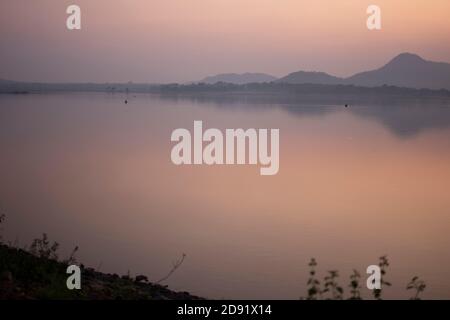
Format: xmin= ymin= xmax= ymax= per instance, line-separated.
xmin=2 ymin=0 xmax=450 ymax=83
xmin=1 ymin=93 xmax=450 ymax=299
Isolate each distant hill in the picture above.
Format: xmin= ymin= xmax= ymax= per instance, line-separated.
xmin=344 ymin=53 xmax=450 ymax=90
xmin=277 ymin=71 xmax=343 ymax=85
xmin=277 ymin=53 xmax=450 ymax=90
xmin=2 ymin=53 xmax=450 ymax=91
xmin=199 ymin=73 xmax=277 ymax=84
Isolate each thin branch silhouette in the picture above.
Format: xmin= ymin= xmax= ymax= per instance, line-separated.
xmin=156 ymin=253 xmax=186 ymax=284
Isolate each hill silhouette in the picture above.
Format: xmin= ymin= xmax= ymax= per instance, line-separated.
xmin=2 ymin=53 xmax=450 ymax=91
xmin=345 ymin=53 xmax=450 ymax=89
xmin=277 ymin=71 xmax=342 ymax=85
xmin=277 ymin=53 xmax=450 ymax=90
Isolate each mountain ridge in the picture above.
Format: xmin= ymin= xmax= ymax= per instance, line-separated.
xmin=276 ymin=71 xmax=342 ymax=85
xmin=277 ymin=53 xmax=450 ymax=90
xmin=344 ymin=53 xmax=450 ymax=89
xmin=2 ymin=53 xmax=450 ymax=90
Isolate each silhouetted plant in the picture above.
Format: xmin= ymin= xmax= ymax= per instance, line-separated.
xmin=64 ymin=246 xmax=79 ymax=265
xmin=348 ymin=269 xmax=362 ymax=300
xmin=306 ymin=258 xmax=322 ymax=300
xmin=303 ymin=257 xmax=424 ymax=300
xmin=323 ymin=270 xmax=343 ymax=299
xmin=157 ymin=253 xmax=186 ymax=284
xmin=407 ymin=276 xmax=426 ymax=300
xmin=29 ymin=233 xmax=59 ymax=260
xmin=372 ymin=255 xmax=391 ymax=300
xmin=0 ymin=211 xmax=432 ymax=300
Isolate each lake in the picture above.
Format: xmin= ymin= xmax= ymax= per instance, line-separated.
xmin=1 ymin=92 xmax=450 ymax=299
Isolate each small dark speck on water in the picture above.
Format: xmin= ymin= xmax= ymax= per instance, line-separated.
xmin=345 ymin=104 xmax=349 ymax=108
xmin=124 ymin=100 xmax=128 ymax=104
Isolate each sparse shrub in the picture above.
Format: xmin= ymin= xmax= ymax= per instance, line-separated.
xmin=407 ymin=276 xmax=426 ymax=300
xmin=323 ymin=270 xmax=343 ymax=299
xmin=29 ymin=233 xmax=59 ymax=260
xmin=0 ymin=212 xmax=431 ymax=300
xmin=306 ymin=258 xmax=321 ymax=300
xmin=157 ymin=253 xmax=186 ymax=284
xmin=64 ymin=246 xmax=79 ymax=265
xmin=349 ymin=269 xmax=362 ymax=299
xmin=372 ymin=255 xmax=391 ymax=300
xmin=303 ymin=256 xmax=422 ymax=300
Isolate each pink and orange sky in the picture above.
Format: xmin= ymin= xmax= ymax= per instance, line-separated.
xmin=1 ymin=0 xmax=450 ymax=83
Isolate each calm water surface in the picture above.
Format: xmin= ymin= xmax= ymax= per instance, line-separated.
xmin=1 ymin=93 xmax=450 ymax=299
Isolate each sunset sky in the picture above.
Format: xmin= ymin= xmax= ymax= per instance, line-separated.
xmin=1 ymin=0 xmax=450 ymax=83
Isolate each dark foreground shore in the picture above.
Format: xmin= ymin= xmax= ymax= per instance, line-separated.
xmin=0 ymin=244 xmax=202 ymax=300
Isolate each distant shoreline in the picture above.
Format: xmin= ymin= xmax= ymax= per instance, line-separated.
xmin=1 ymin=82 xmax=450 ymax=98
xmin=2 ymin=82 xmax=450 ymax=109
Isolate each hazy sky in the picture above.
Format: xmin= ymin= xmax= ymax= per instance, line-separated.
xmin=1 ymin=0 xmax=450 ymax=83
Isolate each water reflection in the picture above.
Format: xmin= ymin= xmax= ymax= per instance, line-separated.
xmin=0 ymin=93 xmax=450 ymax=299
xmin=157 ymin=93 xmax=450 ymax=137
